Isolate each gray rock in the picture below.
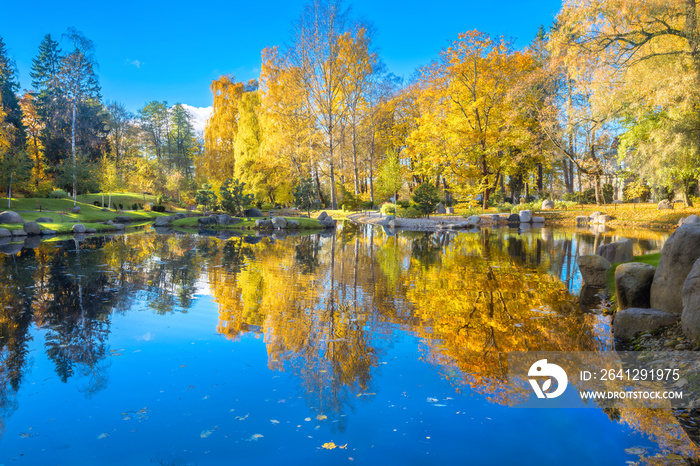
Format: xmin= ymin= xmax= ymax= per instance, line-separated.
xmin=681 ymin=258 xmax=700 ymax=342
xmin=174 ymin=213 xmax=186 ymax=220
xmin=589 ymin=211 xmax=602 ymax=222
xmin=255 ymin=219 xmax=273 ymax=229
xmin=41 ymin=230 xmax=56 ymax=235
xmin=71 ymin=206 xmax=81 ymax=214
xmin=115 ymin=216 xmax=132 ymax=223
xmin=36 ymin=217 xmax=53 ymax=223
xmin=542 ymin=199 xmax=555 ymax=210
xmin=320 ymin=217 xmax=336 ymax=229
xmin=576 ymin=254 xmax=612 ymax=287
xmin=113 ymin=223 xmax=126 ymax=230
xmin=613 ymin=308 xmax=678 ymax=340
xmin=435 ymin=202 xmax=446 ymax=214
xmin=657 ymin=199 xmax=673 ymax=210
xmin=0 ymin=229 xmax=10 ymax=237
xmin=388 ymin=218 xmax=400 ymax=228
xmin=381 ymin=215 xmax=395 ymax=227
xmin=532 ymin=216 xmax=545 ymax=224
xmin=596 ymin=238 xmax=634 ymax=264
xmin=85 ymin=228 xmax=97 ymax=234
xmin=106 ymin=220 xmax=114 ymax=225
xmin=11 ymin=230 xmax=27 ymax=237
xmin=271 ymin=217 xmax=288 ymax=229
xmin=243 ymin=208 xmax=263 ymax=218
xmin=154 ymin=216 xmax=174 ymax=227
xmin=198 ymin=216 xmax=217 ymax=225
xmin=215 ymin=214 xmax=233 ymax=225
xmin=593 ymin=214 xmax=611 ymax=224
xmin=72 ymin=224 xmax=86 ymax=234
xmin=317 ymin=211 xmax=328 ymax=221
xmin=0 ymin=211 xmax=23 ymax=223
xmin=287 ymin=220 xmax=300 ymax=229
xmin=650 ymin=223 xmax=700 ymax=314
xmin=299 ymin=215 xmax=309 ymax=218
xmin=519 ymin=210 xmax=532 ymax=223
xmin=519 ymin=223 xmax=532 ymax=231
xmin=615 ymin=262 xmax=656 ymax=310
xmin=23 ymin=221 xmax=40 ymax=236
xmin=467 ymin=215 xmax=481 ymax=225
xmin=446 ymin=207 xmax=454 ymax=214
xmin=576 ymin=216 xmax=589 ymax=226
xmin=507 ymin=213 xmax=520 ymax=223
xmin=679 ymin=215 xmax=700 ymax=227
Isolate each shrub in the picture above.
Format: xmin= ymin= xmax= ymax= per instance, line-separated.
xmin=511 ymin=201 xmax=538 ymax=213
xmin=496 ymin=202 xmax=513 ymax=213
xmin=398 ymin=205 xmax=423 ymax=218
xmin=260 ymin=202 xmax=274 ymax=211
xmin=412 ymin=183 xmax=441 ymax=217
xmin=152 ymin=205 xmax=166 ymax=213
xmin=93 ymin=201 xmax=99 ymax=206
xmin=49 ymin=189 xmax=68 ymax=199
xmin=360 ymin=200 xmax=374 ymax=210
xmin=380 ymin=202 xmax=396 ymax=215
xmin=132 ymin=203 xmax=138 ymax=210
xmin=397 ymin=200 xmax=411 ymax=209
xmin=118 ymin=203 xmax=124 ymax=210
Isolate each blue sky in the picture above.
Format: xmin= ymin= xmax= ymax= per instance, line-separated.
xmin=1 ymin=0 xmax=561 ymax=121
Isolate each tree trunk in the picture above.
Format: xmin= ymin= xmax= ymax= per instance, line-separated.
xmin=7 ymin=172 xmax=12 ymax=208
xmin=72 ymin=102 xmax=77 ymax=206
xmin=594 ymin=174 xmax=601 ymax=206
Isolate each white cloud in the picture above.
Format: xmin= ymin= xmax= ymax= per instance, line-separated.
xmin=180 ymin=104 xmax=212 ymax=134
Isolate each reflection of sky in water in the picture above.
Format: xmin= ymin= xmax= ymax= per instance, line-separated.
xmin=0 ymin=226 xmax=689 ymax=465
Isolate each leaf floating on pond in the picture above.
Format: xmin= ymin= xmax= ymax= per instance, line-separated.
xmin=249 ymin=434 xmax=263 ymax=441
xmin=97 ymin=433 xmax=110 ymax=439
xmin=316 ymin=414 xmax=327 ymax=421
xmin=625 ymin=447 xmax=647 ymax=456
xmin=322 ymin=442 xmax=337 ymax=450
xmin=270 ymin=419 xmax=280 ymax=425
xmin=304 ymin=417 xmax=311 ymax=422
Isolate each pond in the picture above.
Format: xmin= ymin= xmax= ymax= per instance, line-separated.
xmin=0 ymin=222 xmax=694 ymax=465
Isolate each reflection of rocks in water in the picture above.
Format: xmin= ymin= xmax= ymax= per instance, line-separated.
xmin=23 ymin=236 xmax=41 ymax=249
xmin=541 ymin=227 xmax=553 ymax=243
xmin=0 ymin=242 xmax=23 ymax=255
xmin=272 ymin=231 xmax=287 ymax=241
xmin=318 ymin=230 xmax=334 ymax=238
xmin=579 ymin=285 xmax=607 ymax=312
xmin=153 ymin=226 xmax=173 ymax=235
xmin=589 ymin=224 xmax=609 ymax=235
xmin=244 ymin=236 xmax=263 ymax=244
xmin=73 ymin=233 xmax=87 ymax=243
xmin=519 ymin=223 xmax=531 ymax=232
xmin=382 ymin=226 xmax=397 ymax=236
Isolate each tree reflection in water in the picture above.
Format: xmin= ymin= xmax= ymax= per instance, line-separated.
xmin=0 ymin=225 xmax=693 ymax=461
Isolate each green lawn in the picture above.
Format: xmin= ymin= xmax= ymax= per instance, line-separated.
xmin=1 ymin=197 xmax=168 ymax=224
xmin=76 ymin=192 xmax=160 ymax=208
xmin=606 ymin=253 xmax=662 ymax=296
xmin=171 ymin=216 xmax=324 ymax=230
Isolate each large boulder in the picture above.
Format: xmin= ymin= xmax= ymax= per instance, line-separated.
xmin=114 ymin=216 xmax=132 ymax=223
xmin=0 ymin=211 xmax=23 ymax=224
xmin=593 ymin=214 xmax=611 ymax=225
xmin=657 ymin=199 xmax=673 ymax=210
xmin=243 ymin=208 xmax=263 ymax=218
xmin=113 ymin=223 xmax=126 ymax=230
xmin=0 ymin=229 xmax=10 ymax=237
xmin=72 ymin=224 xmax=86 ymax=234
xmin=681 ymin=258 xmax=700 ymax=343
xmin=679 ymin=215 xmax=700 ymax=227
xmin=519 ymin=210 xmax=532 ymax=223
xmin=650 ymin=223 xmax=700 ymax=314
xmin=542 ymin=199 xmax=555 ymax=210
xmin=381 ymin=215 xmax=395 ymax=227
xmin=271 ymin=217 xmax=288 ymax=229
xmin=435 ymin=202 xmax=446 ymax=214
xmin=596 ymin=238 xmax=634 ymax=264
xmin=11 ymin=230 xmax=27 ymax=237
xmin=71 ymin=206 xmax=81 ymax=214
xmin=589 ymin=211 xmax=602 ymax=222
xmin=467 ymin=215 xmax=481 ymax=226
xmin=317 ymin=211 xmax=328 ymax=221
xmin=198 ymin=216 xmax=217 ymax=225
xmin=320 ymin=216 xmax=336 ymax=229
xmin=36 ymin=217 xmax=54 ymax=223
xmin=154 ymin=216 xmax=174 ymax=227
xmin=255 ymin=219 xmax=273 ymax=229
xmin=23 ymin=221 xmax=40 ymax=236
xmin=388 ymin=218 xmax=401 ymax=228
xmin=532 ymin=216 xmax=545 ymax=224
xmin=287 ymin=219 xmax=300 ymax=229
xmin=615 ymin=262 xmax=656 ymax=310
xmin=613 ymin=308 xmax=678 ymax=341
xmin=576 ymin=254 xmax=611 ymax=287
xmin=507 ymin=213 xmax=520 ymax=223
xmin=576 ymin=216 xmax=589 ymax=226
xmin=215 ymin=214 xmax=235 ymax=225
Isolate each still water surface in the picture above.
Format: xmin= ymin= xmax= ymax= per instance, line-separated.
xmin=0 ymin=223 xmax=693 ymax=465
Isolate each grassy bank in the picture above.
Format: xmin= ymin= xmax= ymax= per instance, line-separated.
xmin=536 ymin=203 xmax=700 ymax=230
xmin=171 ymin=216 xmax=324 ymax=230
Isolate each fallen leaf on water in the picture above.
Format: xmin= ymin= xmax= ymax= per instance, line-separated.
xmin=235 ymin=413 xmax=249 ymax=421
xmin=304 ymin=417 xmax=311 ymax=422
xmin=97 ymin=433 xmax=110 ymax=439
xmin=625 ymin=447 xmax=647 ymax=456
xmin=339 ymin=444 xmax=348 ymax=449
xmin=322 ymin=442 xmax=337 ymax=450
xmin=316 ymin=414 xmax=327 ymax=421
xmin=251 ymin=434 xmax=263 ymax=440
xmin=200 ymin=430 xmax=213 ymax=439
xmin=270 ymin=419 xmax=280 ymax=425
